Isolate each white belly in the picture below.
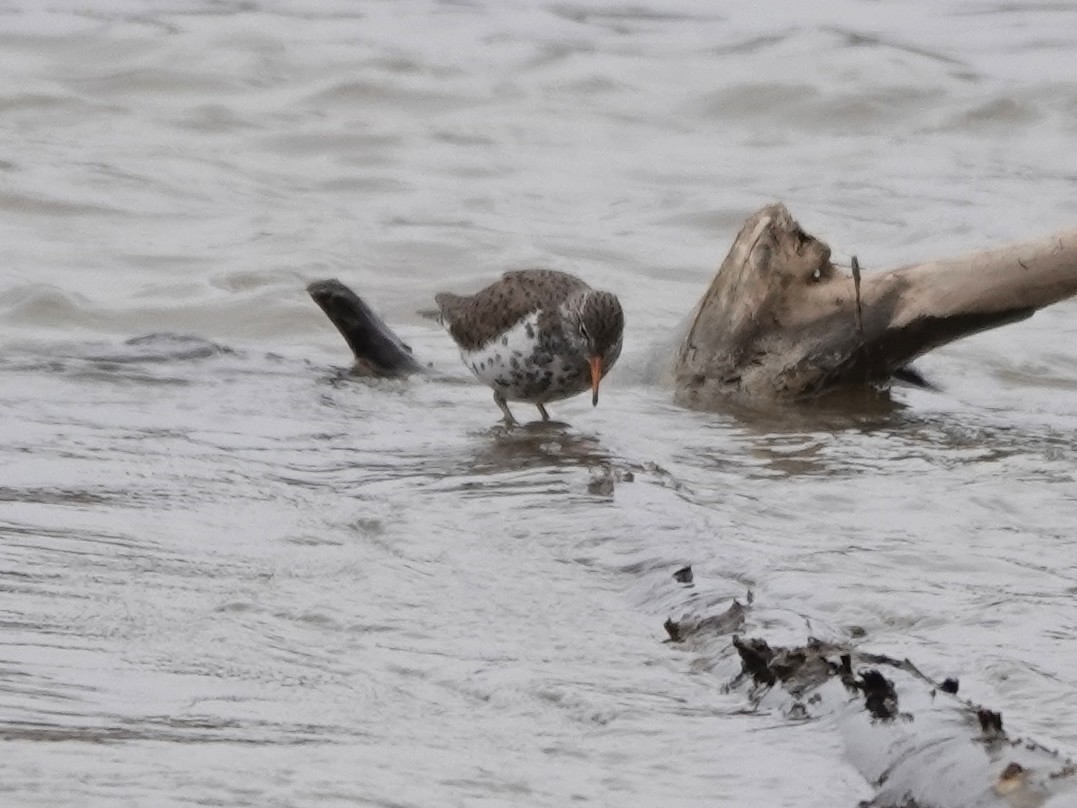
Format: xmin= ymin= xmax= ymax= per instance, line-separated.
xmin=457 ymin=314 xmax=587 ymax=403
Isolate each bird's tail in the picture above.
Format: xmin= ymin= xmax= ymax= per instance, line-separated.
xmin=430 ymin=292 xmax=466 ymax=326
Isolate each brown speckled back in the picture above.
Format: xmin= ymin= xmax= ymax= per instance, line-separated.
xmin=435 ymin=269 xmax=591 ymax=351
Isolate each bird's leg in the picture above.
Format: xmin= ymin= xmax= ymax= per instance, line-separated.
xmin=494 ymin=392 xmax=517 ymax=427
xmin=536 ymin=403 xmax=551 ymax=422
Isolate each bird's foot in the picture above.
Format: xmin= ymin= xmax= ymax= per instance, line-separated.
xmin=494 ymin=392 xmax=517 ymax=427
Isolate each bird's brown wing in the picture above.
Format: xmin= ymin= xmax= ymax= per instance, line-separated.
xmin=435 ymin=269 xmax=589 ymax=351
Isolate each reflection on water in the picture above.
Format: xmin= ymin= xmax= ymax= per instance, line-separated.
xmin=465 ymin=423 xmax=612 ymax=475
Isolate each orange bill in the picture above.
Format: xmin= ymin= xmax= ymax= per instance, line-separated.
xmin=589 ymin=355 xmax=603 ymax=406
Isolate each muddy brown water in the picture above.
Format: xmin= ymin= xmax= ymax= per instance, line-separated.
xmin=1 ymin=2 xmax=1076 ymax=806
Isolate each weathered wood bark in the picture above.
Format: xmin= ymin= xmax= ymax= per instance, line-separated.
xmin=674 ymin=204 xmax=1077 ymax=408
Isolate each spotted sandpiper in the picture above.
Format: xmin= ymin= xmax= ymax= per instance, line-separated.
xmin=435 ymin=269 xmax=624 ymax=425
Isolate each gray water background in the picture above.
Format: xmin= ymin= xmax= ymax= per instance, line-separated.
xmin=1 ymin=1 xmax=1076 ymax=805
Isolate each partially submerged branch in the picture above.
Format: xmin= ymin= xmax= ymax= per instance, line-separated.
xmin=674 ymin=204 xmax=1077 ymax=408
xmin=666 ymin=600 xmax=1077 ymax=808
xmin=307 ymin=279 xmax=423 ymax=376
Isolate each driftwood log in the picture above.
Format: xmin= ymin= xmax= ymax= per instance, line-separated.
xmin=310 ymin=203 xmax=1077 ymax=406
xmin=666 ymin=591 xmax=1077 ymax=808
xmin=674 ymin=204 xmax=1077 ymax=406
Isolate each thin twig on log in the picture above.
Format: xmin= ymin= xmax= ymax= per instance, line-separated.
xmin=851 ymin=254 xmax=864 ymax=337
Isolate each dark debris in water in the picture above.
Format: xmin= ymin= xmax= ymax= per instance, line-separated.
xmin=665 ymin=599 xmax=747 ymax=644
xmin=858 ymin=669 xmax=899 ymax=721
xmin=730 ymin=635 xmax=844 ymax=698
xmin=672 ymin=565 xmax=693 ymax=585
xmin=729 ymin=634 xmax=910 ymax=719
xmin=662 ymin=618 xmax=683 ymax=643
xmin=731 ymin=635 xmax=777 ymax=687
xmin=586 ymin=464 xmax=639 ymax=496
xmin=978 ymin=707 xmax=1004 ymax=738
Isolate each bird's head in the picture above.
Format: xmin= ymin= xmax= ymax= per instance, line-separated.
xmin=568 ymin=290 xmax=624 ymax=405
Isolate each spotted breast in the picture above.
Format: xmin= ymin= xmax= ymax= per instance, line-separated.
xmin=435 ymin=269 xmax=624 ymax=425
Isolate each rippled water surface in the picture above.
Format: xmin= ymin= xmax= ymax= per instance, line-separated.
xmin=2 ymin=2 xmax=1077 ymax=806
